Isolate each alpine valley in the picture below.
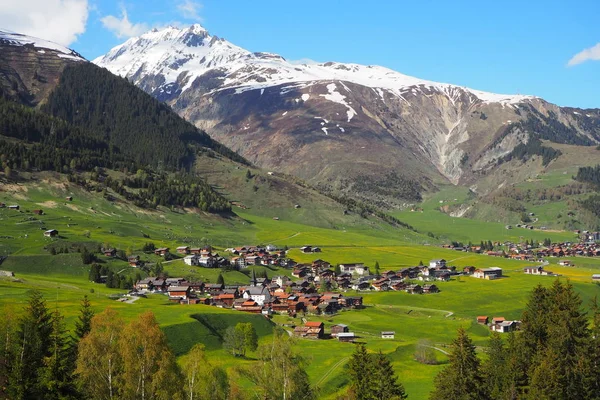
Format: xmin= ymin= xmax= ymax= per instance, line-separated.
xmin=94 ymin=24 xmax=600 ymax=214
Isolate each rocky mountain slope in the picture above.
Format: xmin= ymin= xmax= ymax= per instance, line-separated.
xmin=95 ymin=24 xmax=600 ymax=205
xmin=0 ymin=29 xmax=407 ymax=230
xmin=0 ymin=30 xmax=85 ymax=105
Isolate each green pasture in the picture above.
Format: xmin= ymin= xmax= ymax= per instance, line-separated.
xmin=3 ymin=177 xmax=600 ymax=399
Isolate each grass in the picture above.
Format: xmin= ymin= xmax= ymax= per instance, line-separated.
xmin=3 ymin=176 xmax=600 ymax=399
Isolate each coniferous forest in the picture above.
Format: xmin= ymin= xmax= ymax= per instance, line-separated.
xmin=3 ymin=282 xmax=600 ymax=400
xmin=430 ymin=280 xmax=600 ymax=400
xmin=0 ymin=62 xmax=251 ymax=213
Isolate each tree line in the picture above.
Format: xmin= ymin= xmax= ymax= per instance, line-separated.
xmin=430 ymin=279 xmax=600 ymax=399
xmin=0 ymin=291 xmax=322 ymax=400
xmin=501 ymin=137 xmax=562 ymax=167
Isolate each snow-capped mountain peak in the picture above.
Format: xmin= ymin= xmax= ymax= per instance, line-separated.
xmin=94 ymin=24 xmax=535 ymax=106
xmin=0 ymin=29 xmax=85 ymax=61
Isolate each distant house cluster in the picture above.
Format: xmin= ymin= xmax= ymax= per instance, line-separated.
xmin=444 ymin=237 xmax=600 ymax=261
xmin=181 ymin=246 xmax=228 ymax=268
xmin=477 ymin=316 xmax=521 ymax=333
xmin=134 ymin=269 xmax=363 ymax=314
xmin=225 ymin=245 xmax=290 ymax=269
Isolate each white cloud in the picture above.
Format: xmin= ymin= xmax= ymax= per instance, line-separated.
xmin=567 ymin=42 xmax=600 ymax=66
xmin=177 ymin=0 xmax=203 ymax=21
xmin=0 ymin=0 xmax=88 ymax=46
xmin=101 ymin=5 xmax=148 ymax=39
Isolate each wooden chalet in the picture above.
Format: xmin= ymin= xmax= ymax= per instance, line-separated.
xmin=176 ymin=246 xmax=190 ymax=254
xmin=330 ymin=324 xmax=349 ymax=337
xmin=154 ymin=247 xmax=170 ymax=256
xmin=337 ymin=332 xmax=356 ymax=342
xmin=168 ymin=285 xmax=191 ymax=300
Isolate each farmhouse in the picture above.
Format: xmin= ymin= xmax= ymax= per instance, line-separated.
xmin=473 ymin=267 xmax=503 ymax=280
xmin=330 ymin=324 xmax=349 ymax=337
xmin=491 ymin=320 xmax=520 ymax=333
xmin=593 ymin=275 xmax=600 ymax=282
xmin=429 ymin=259 xmax=446 ymax=269
xmin=8 ymin=205 xmax=19 ymax=210
xmin=339 ymin=263 xmax=370 ymax=276
xmin=559 ymin=260 xmax=573 ymax=266
xmin=381 ymin=331 xmax=395 ymax=339
xmin=154 ymin=248 xmax=170 ymax=256
xmin=524 ymin=266 xmax=555 ymax=276
xmin=337 ymin=332 xmax=356 ymax=342
xmin=304 ymin=321 xmax=324 ymax=339
xmin=167 ymin=285 xmax=191 ymax=300
xmin=128 ymin=255 xmax=141 ymax=267
xmin=176 ymin=246 xmax=190 ymax=254
xmin=477 ymin=316 xmax=489 ymax=325
xmin=32 ymin=209 xmax=44 ymax=215
xmin=184 ymin=255 xmax=200 ymax=266
xmin=44 ymin=229 xmax=59 ymax=238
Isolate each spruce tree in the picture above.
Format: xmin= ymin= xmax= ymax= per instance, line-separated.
xmin=430 ymin=328 xmax=487 ymax=400
xmin=347 ymin=344 xmax=374 ymax=399
xmin=40 ymin=310 xmax=78 ymax=399
xmin=8 ymin=290 xmax=53 ymax=399
xmin=372 ymin=350 xmax=407 ymax=400
xmin=529 ymin=280 xmax=590 ymax=399
xmin=74 ymin=295 xmax=94 ymax=340
xmin=482 ymin=333 xmax=512 ymax=399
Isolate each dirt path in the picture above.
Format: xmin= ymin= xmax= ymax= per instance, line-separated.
xmin=315 ymin=356 xmax=349 ymax=387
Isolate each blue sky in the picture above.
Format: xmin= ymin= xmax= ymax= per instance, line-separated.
xmin=2 ymin=0 xmax=599 ymax=108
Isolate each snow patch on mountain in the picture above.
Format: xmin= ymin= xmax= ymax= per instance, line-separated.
xmin=94 ymin=24 xmax=536 ymax=108
xmin=319 ymin=83 xmax=357 ymax=122
xmin=0 ymin=30 xmax=85 ymax=61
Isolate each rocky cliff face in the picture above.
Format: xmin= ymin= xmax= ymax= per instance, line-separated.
xmin=0 ymin=30 xmax=85 ymax=106
xmin=94 ymin=25 xmax=600 ymax=202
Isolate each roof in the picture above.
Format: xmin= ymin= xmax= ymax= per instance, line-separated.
xmin=168 ymin=286 xmax=190 ymax=292
xmin=305 ymin=321 xmax=323 ymax=328
xmin=246 ymin=287 xmax=267 ymax=295
xmin=332 ymin=324 xmax=348 ymax=328
xmin=381 ymin=331 xmax=395 ymax=335
xmin=337 ymin=332 xmax=355 ymax=338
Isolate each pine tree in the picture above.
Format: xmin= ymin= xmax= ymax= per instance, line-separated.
xmin=374 ymin=261 xmax=380 ymax=275
xmin=8 ymin=290 xmax=53 ymax=399
xmin=482 ymin=333 xmax=512 ymax=400
xmin=430 ymin=328 xmax=487 ymax=400
xmin=347 ymin=344 xmax=374 ymax=399
xmin=0 ymin=305 xmax=18 ymax=399
xmin=371 ymin=350 xmax=408 ymax=400
xmin=40 ymin=310 xmax=78 ymax=399
xmin=216 ymin=273 xmax=225 ymax=286
xmin=74 ymin=295 xmax=94 ymax=340
xmin=529 ymin=280 xmax=590 ymax=399
xmin=519 ymin=284 xmax=551 ymax=374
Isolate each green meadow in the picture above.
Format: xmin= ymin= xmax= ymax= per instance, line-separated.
xmin=2 ymin=181 xmax=600 ymax=399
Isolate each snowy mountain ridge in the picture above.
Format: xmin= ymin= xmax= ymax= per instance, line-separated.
xmin=93 ymin=24 xmax=535 ymax=106
xmin=0 ymin=29 xmax=85 ymax=61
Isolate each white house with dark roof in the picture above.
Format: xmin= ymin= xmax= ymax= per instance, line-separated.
xmin=242 ymin=286 xmax=272 ymax=306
